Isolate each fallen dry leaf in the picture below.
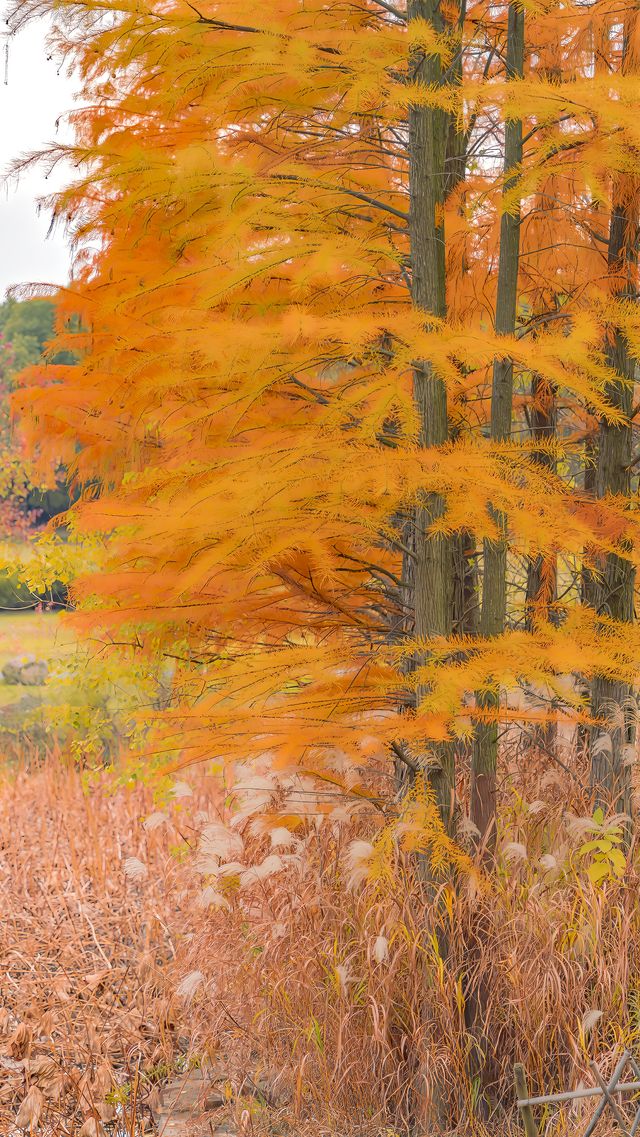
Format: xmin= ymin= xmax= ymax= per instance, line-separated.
xmin=15 ymin=1085 xmax=44 ymax=1129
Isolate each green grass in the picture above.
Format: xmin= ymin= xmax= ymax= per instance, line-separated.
xmin=0 ymin=611 xmax=76 ymax=708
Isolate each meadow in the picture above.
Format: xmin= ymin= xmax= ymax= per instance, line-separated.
xmin=0 ymin=611 xmax=75 ymax=708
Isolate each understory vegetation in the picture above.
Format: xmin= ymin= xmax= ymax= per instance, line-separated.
xmin=1 ymin=750 xmax=639 ymax=1137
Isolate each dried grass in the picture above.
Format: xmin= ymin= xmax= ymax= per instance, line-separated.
xmin=174 ymin=744 xmax=640 ymax=1137
xmin=0 ymin=755 xmax=216 ymax=1136
xmin=1 ymin=746 xmax=638 ymax=1137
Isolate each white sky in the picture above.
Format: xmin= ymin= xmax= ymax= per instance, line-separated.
xmin=0 ymin=7 xmax=77 ymax=300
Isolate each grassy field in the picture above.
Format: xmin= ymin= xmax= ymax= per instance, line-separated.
xmin=0 ymin=610 xmax=76 ymax=708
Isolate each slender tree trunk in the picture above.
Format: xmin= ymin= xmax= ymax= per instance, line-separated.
xmin=589 ymin=11 xmax=638 ymax=821
xmin=464 ymin=20 xmax=525 ymax=1112
xmin=525 ymin=373 xmax=558 ymax=753
xmin=582 ymin=433 xmax=599 ymax=610
xmin=453 ymin=532 xmax=479 ymax=636
xmin=401 ymin=4 xmax=461 ymax=1129
xmin=403 ymin=0 xmax=455 ymax=831
xmin=446 ymin=4 xmax=479 ymax=647
xmin=445 ymin=6 xmax=480 ymax=779
xmin=525 ymin=63 xmax=561 ymax=661
xmin=575 ymin=431 xmax=599 ymax=756
xmin=525 ymin=375 xmax=557 ymax=621
xmin=470 ymin=2 xmax=525 ymax=850
xmin=591 ymin=208 xmax=637 ymax=818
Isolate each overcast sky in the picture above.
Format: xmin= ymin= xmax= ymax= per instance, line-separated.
xmin=0 ymin=7 xmax=77 ymax=300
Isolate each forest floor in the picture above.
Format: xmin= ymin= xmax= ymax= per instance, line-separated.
xmin=0 ymin=752 xmax=625 ymax=1137
xmin=0 ymin=757 xmax=253 ymax=1137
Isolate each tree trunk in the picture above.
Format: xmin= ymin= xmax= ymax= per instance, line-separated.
xmin=470 ymin=2 xmax=525 ymax=850
xmin=582 ymin=433 xmax=599 ymax=611
xmin=590 ymin=11 xmax=638 ymax=821
xmin=465 ymin=17 xmax=524 ymax=1104
xmin=446 ymin=2 xmax=479 ymax=647
xmin=404 ymin=0 xmax=455 ymax=831
xmin=591 ymin=215 xmax=637 ymax=817
xmin=401 ymin=3 xmax=461 ymax=1129
xmin=525 ymin=373 xmax=558 ymax=754
xmin=525 ymin=374 xmax=557 ymax=624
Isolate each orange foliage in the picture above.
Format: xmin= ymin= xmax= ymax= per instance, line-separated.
xmin=9 ymin=0 xmax=640 ymax=837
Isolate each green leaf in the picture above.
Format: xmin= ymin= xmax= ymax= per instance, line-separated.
xmin=308 ymin=1015 xmax=324 ymax=1052
xmin=578 ymin=839 xmax=612 ymax=855
xmin=586 ymin=862 xmax=610 ymax=885
xmin=608 ymin=849 xmax=627 ymax=876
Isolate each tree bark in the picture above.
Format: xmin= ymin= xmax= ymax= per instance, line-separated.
xmin=591 ymin=211 xmax=637 ymax=817
xmin=403 ymin=0 xmax=455 ymax=831
xmin=446 ymin=1 xmax=479 ymax=647
xmin=525 ymin=373 xmax=558 ymax=754
xmin=525 ymin=374 xmax=557 ymax=625
xmin=590 ymin=11 xmax=638 ymax=821
xmin=470 ymin=2 xmax=525 ymax=850
xmin=401 ymin=4 xmax=462 ymax=1128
